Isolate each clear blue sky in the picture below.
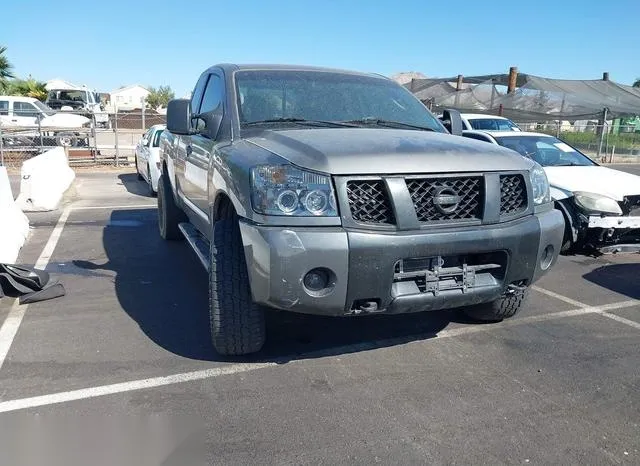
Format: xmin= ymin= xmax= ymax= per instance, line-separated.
xmin=3 ymin=0 xmax=639 ymax=96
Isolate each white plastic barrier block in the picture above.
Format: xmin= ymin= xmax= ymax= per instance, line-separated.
xmin=16 ymin=147 xmax=75 ymax=212
xmin=0 ymin=166 xmax=30 ymax=263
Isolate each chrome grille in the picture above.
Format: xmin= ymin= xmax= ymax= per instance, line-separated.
xmin=406 ymin=177 xmax=483 ymax=222
xmin=500 ymin=175 xmax=527 ymax=216
xmin=346 ymin=180 xmax=395 ymax=224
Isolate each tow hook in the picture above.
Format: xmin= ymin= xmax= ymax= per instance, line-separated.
xmin=506 ymin=283 xmax=527 ymax=295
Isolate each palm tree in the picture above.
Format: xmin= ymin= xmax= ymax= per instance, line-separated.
xmin=633 ymin=78 xmax=640 ymax=88
xmin=0 ymin=45 xmax=15 ymax=92
xmin=5 ymin=78 xmax=48 ymax=101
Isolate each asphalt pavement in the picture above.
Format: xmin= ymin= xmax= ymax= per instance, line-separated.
xmin=0 ymin=170 xmax=638 ymax=465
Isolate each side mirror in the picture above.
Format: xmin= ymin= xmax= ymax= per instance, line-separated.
xmin=441 ymin=108 xmax=463 ymax=136
xmin=167 ymin=99 xmax=193 ymax=135
xmin=197 ymin=111 xmax=223 ymax=140
xmin=141 ymin=137 xmax=149 ymax=146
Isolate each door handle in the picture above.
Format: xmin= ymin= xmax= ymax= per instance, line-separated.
xmin=186 ymin=145 xmax=193 ymax=156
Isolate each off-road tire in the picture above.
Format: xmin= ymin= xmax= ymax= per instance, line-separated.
xmin=157 ymin=172 xmax=185 ymax=240
xmin=464 ymin=287 xmax=530 ymax=322
xmin=209 ymin=218 xmax=266 ymax=355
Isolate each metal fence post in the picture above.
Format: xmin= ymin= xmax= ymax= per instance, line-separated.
xmin=0 ymin=126 xmax=4 ymax=166
xmin=597 ymin=108 xmax=608 ymax=159
xmin=114 ymin=107 xmax=119 ymax=167
xmin=556 ymin=121 xmax=561 ymax=138
xmin=38 ymin=117 xmax=44 ymax=153
xmin=91 ymin=114 xmax=97 ymax=164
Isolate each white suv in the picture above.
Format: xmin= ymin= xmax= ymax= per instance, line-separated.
xmin=0 ymin=96 xmax=91 ymax=147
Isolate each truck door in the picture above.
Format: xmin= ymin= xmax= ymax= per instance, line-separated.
xmin=173 ymin=73 xmax=208 ymax=208
xmin=187 ymin=73 xmax=224 ymax=215
xmin=11 ymin=101 xmax=39 ymax=127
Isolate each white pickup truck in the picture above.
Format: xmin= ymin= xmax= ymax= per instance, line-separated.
xmin=0 ymin=96 xmax=90 ymax=147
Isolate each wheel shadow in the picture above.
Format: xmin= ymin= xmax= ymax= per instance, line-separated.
xmin=73 ymin=209 xmax=459 ymax=364
xmin=118 ymin=173 xmax=153 ymax=197
xmin=583 ymin=263 xmax=640 ymax=300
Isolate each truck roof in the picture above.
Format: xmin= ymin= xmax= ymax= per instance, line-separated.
xmin=0 ymin=95 xmax=38 ymax=103
xmin=212 ymin=63 xmax=386 ymax=80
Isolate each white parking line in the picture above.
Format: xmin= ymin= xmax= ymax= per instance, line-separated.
xmin=72 ymin=204 xmax=157 ymax=210
xmin=0 ymin=299 xmax=638 ymax=414
xmin=532 ymin=286 xmax=588 ymax=308
xmin=0 ymin=363 xmax=275 ymax=414
xmin=0 ymin=205 xmax=72 ymax=372
xmin=534 ymin=286 xmax=640 ymax=329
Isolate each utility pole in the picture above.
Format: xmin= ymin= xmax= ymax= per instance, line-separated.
xmin=507 ymin=66 xmax=518 ymax=94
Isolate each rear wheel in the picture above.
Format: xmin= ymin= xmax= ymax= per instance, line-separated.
xmin=147 ymin=164 xmax=156 ymax=197
xmin=209 ymin=217 xmax=266 ymax=356
xmin=157 ymin=171 xmax=186 ymax=240
xmin=464 ymin=286 xmax=529 ymax=321
xmin=135 ymin=155 xmax=143 ymax=180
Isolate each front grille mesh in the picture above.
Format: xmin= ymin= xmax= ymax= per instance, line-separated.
xmin=406 ymin=177 xmax=483 ymax=222
xmin=500 ymin=175 xmax=527 ymax=215
xmin=346 ymin=180 xmax=395 ymax=224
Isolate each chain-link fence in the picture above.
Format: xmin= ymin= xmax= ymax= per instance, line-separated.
xmin=0 ymin=109 xmax=166 ymax=168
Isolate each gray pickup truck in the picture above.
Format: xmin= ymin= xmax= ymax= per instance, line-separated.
xmin=158 ymin=64 xmax=564 ymax=355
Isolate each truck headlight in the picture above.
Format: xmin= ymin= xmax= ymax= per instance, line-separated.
xmin=573 ymin=192 xmax=622 ymax=215
xmin=251 ymin=165 xmax=337 ymax=216
xmin=529 ymin=163 xmax=551 ymax=205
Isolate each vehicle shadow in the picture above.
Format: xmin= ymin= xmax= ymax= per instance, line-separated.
xmin=118 ymin=173 xmax=152 ymax=197
xmin=72 ymin=209 xmax=460 ymax=364
xmin=583 ymin=263 xmax=640 ymax=300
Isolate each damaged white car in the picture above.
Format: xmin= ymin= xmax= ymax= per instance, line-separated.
xmin=463 ymin=130 xmax=640 ymax=253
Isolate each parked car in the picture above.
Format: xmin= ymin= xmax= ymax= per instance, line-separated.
xmin=46 ymin=87 xmax=110 ymax=128
xmin=135 ymin=124 xmax=165 ymax=195
xmin=157 ymin=64 xmax=564 ymax=355
xmin=460 ymin=113 xmax=521 ymax=131
xmin=0 ymin=96 xmax=90 ymax=147
xmin=462 ymin=130 xmax=640 ymax=253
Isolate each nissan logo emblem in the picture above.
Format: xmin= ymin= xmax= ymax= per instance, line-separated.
xmin=432 ymin=187 xmax=460 ymax=214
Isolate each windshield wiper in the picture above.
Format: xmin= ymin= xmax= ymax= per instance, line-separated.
xmin=340 ymin=118 xmax=436 ymax=131
xmin=553 ymin=162 xmax=582 ymax=167
xmin=243 ymin=118 xmax=357 ymax=128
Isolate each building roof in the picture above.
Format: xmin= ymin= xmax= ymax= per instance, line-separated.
xmin=110 ymin=84 xmax=150 ymax=95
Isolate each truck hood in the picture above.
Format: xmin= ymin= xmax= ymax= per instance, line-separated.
xmin=545 ymin=166 xmax=640 ymax=201
xmin=41 ymin=113 xmax=89 ymax=128
xmin=245 ymin=128 xmax=533 ymax=175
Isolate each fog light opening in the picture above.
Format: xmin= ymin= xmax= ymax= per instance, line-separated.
xmin=540 ymin=244 xmax=555 ymax=270
xmin=302 ymin=268 xmax=336 ymax=297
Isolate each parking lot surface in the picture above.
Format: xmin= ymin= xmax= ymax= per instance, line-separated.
xmin=1 ymin=170 xmax=639 ymax=464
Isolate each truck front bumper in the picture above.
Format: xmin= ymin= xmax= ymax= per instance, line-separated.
xmin=240 ymin=209 xmax=564 ymax=316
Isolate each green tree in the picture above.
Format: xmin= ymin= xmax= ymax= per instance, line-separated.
xmin=0 ymin=45 xmax=15 ymax=92
xmin=633 ymin=78 xmax=640 ymax=88
xmin=146 ymin=85 xmax=175 ymax=109
xmin=5 ymin=77 xmax=48 ymax=101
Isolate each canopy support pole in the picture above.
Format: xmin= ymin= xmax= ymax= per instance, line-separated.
xmin=597 ymin=107 xmax=608 ymax=159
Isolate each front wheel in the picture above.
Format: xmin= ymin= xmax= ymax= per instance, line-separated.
xmin=463 ymin=286 xmax=529 ymax=322
xmin=55 ymin=132 xmax=76 ymax=147
xmin=209 ymin=218 xmax=266 ymax=356
xmin=157 ymin=172 xmax=186 ymax=240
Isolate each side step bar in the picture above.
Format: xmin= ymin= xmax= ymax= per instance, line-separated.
xmin=178 ymin=222 xmax=210 ymax=272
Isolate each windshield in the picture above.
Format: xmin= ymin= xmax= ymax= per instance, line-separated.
xmin=494 ymin=135 xmax=596 ymax=167
xmin=47 ymin=90 xmax=88 ymax=103
xmin=33 ymin=100 xmax=56 ymax=116
xmin=235 ymin=70 xmax=445 ymax=132
xmin=468 ymin=118 xmax=520 ymax=131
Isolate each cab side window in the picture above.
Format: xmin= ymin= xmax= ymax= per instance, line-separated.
xmin=14 ymin=102 xmax=39 ymax=116
xmin=0 ymin=100 xmax=8 ymax=115
xmin=190 ymin=74 xmax=209 ymax=115
xmin=199 ymin=75 xmax=223 ymax=114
